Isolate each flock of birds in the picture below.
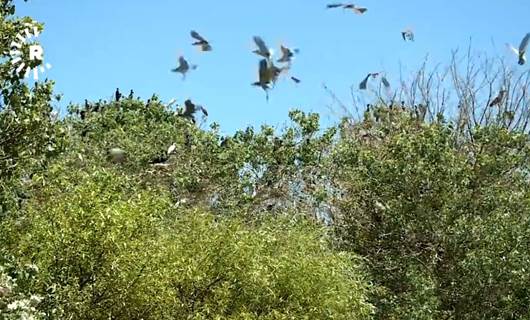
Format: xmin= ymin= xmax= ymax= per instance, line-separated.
xmin=171 ymin=30 xmax=301 ymax=103
xmin=100 ymin=4 xmax=530 ymax=167
xmin=166 ymin=4 xmax=530 ymax=123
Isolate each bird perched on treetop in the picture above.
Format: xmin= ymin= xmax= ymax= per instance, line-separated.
xmin=171 ymin=56 xmax=197 ymax=80
xmin=179 ymin=99 xmax=208 ymax=124
xmin=253 ymin=36 xmax=273 ymax=59
xmin=190 ymin=30 xmax=212 ymax=52
xmin=507 ymin=33 xmax=530 ymax=65
xmin=489 ymin=89 xmax=507 ymax=107
xmin=115 ymin=88 xmax=122 ymax=102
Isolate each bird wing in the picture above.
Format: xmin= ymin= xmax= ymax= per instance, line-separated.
xmin=507 ymin=43 xmax=520 ymax=56
xmin=199 ymin=106 xmax=208 ymax=116
xmin=326 ymin=3 xmax=343 ymax=9
xmin=281 ymin=45 xmax=290 ymax=57
xmin=253 ymin=36 xmax=269 ymax=55
xmin=381 ymin=76 xmax=391 ymax=88
xmin=258 ymin=59 xmax=269 ymax=83
xmin=354 ymin=7 xmax=367 ymax=14
xmin=191 ymin=30 xmax=206 ymax=42
xmin=359 ymin=74 xmax=371 ymax=90
xmin=519 ymin=33 xmax=530 ymax=53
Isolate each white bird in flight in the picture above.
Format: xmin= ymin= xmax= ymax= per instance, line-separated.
xmin=507 ymin=33 xmax=530 ymax=65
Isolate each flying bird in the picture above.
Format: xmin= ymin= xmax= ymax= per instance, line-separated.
xmin=507 ymin=33 xmax=530 ymax=65
xmin=343 ymin=4 xmax=367 ymax=14
xmin=277 ymin=45 xmax=299 ymax=64
xmin=291 ymin=76 xmax=301 ymax=84
xmin=191 ymin=30 xmax=212 ymax=52
xmin=402 ymin=29 xmax=414 ymax=42
xmin=489 ymin=89 xmax=507 ymax=107
xmin=253 ymin=59 xmax=272 ymax=101
xmin=326 ymin=3 xmax=344 ymax=9
xmin=359 ymin=73 xmax=379 ymax=90
xmin=359 ymin=73 xmax=390 ymax=91
xmin=253 ymin=36 xmax=273 ymax=59
xmin=179 ymin=99 xmax=208 ymax=124
xmin=171 ymin=56 xmax=197 ymax=79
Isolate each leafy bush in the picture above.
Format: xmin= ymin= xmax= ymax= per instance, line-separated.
xmin=4 ymin=168 xmax=373 ymax=319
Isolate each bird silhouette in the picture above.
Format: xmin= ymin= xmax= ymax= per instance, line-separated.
xmin=179 ymin=99 xmax=208 ymax=124
xmin=171 ymin=56 xmax=197 ymax=80
xmin=402 ymin=29 xmax=415 ymax=41
xmin=489 ymin=89 xmax=507 ymax=107
xmin=291 ymin=76 xmax=301 ymax=84
xmin=326 ymin=3 xmax=344 ymax=9
xmin=115 ymin=88 xmax=122 ymax=102
xmin=191 ymin=30 xmax=212 ymax=52
xmin=253 ymin=36 xmax=273 ymax=59
xmin=507 ymin=33 xmax=530 ymax=65
xmin=128 ymin=89 xmax=134 ymax=99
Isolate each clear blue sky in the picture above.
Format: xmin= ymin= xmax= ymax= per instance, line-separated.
xmin=15 ymin=0 xmax=530 ymax=133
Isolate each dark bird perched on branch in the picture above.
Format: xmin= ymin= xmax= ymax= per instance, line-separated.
xmin=171 ymin=56 xmax=197 ymax=80
xmin=128 ymin=89 xmax=134 ymax=99
xmin=179 ymin=99 xmax=208 ymax=124
xmin=507 ymin=33 xmax=530 ymax=65
xmin=253 ymin=36 xmax=273 ymax=59
xmin=115 ymin=88 xmax=122 ymax=102
xmin=191 ymin=30 xmax=212 ymax=52
xmin=489 ymin=89 xmax=507 ymax=107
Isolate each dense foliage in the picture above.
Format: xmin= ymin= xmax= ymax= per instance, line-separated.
xmin=2 ymin=1 xmax=530 ymax=319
